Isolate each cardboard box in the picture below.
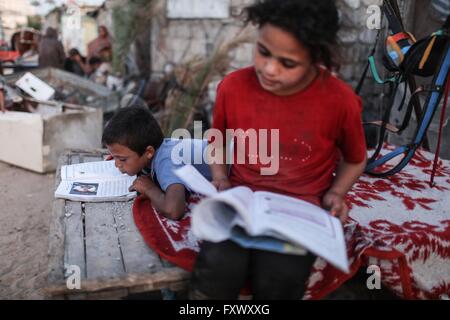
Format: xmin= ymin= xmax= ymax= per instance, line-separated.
xmin=0 ymin=103 xmax=103 ymax=173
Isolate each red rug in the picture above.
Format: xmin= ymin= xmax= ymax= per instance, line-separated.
xmin=133 ymin=146 xmax=450 ymax=299
xmin=133 ymin=194 xmax=202 ymax=272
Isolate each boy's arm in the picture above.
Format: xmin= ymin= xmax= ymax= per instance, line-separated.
xmin=130 ymin=176 xmax=187 ymax=220
xmin=322 ymin=156 xmax=367 ymax=223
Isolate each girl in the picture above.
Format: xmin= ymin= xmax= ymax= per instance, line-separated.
xmin=190 ymin=0 xmax=367 ymax=299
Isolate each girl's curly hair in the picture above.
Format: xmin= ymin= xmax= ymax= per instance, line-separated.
xmin=246 ymin=0 xmax=340 ymax=71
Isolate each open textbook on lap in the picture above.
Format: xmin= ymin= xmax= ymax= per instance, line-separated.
xmin=174 ymin=165 xmax=349 ymax=273
xmin=54 ymin=160 xmax=137 ymax=202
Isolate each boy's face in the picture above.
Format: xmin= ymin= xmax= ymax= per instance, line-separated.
xmin=254 ymin=23 xmax=318 ymax=96
xmin=106 ymin=143 xmax=154 ymax=176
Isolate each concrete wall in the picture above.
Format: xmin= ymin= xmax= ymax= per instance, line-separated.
xmin=150 ymin=0 xmax=255 ymax=79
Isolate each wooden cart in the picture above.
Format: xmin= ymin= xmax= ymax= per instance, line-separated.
xmin=46 ymin=150 xmax=190 ymax=299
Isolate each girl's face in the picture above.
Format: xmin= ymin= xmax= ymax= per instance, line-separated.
xmin=254 ymin=24 xmax=318 ymax=96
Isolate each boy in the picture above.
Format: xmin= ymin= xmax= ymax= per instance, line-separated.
xmin=102 ymin=106 xmax=212 ymax=220
xmin=190 ymin=0 xmax=367 ymax=299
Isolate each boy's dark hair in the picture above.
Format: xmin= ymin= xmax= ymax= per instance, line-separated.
xmin=246 ymin=0 xmax=340 ymax=70
xmin=102 ymin=106 xmax=165 ymax=155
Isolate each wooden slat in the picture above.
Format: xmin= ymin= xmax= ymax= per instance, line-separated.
xmin=45 ymin=269 xmax=190 ymax=297
xmin=47 ymin=153 xmax=68 ymax=287
xmin=84 ymin=202 xmax=126 ymax=279
xmin=63 ymin=201 xmax=86 ymax=280
xmin=112 ymin=201 xmax=163 ymax=275
xmin=70 ymin=154 xmax=80 ymax=165
xmin=83 ymin=155 xmax=104 ymax=163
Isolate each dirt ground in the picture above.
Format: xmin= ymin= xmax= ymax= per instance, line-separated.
xmin=0 ymin=161 xmax=54 ymax=299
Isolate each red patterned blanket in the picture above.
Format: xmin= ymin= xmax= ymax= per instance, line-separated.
xmin=133 ymin=147 xmax=450 ymax=299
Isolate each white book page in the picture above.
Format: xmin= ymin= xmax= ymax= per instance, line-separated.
xmin=212 ymin=186 xmax=255 ymax=227
xmin=174 ymin=165 xmax=218 ymax=196
xmin=55 ymin=175 xmax=136 ymax=201
xmin=62 ymin=160 xmax=126 ymax=181
xmin=95 ymin=176 xmax=136 ymax=197
xmin=252 ymin=191 xmax=349 ymax=273
xmin=191 ymin=186 xmax=255 ymax=243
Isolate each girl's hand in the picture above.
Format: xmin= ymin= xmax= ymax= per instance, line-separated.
xmin=211 ymin=177 xmax=232 ymax=191
xmin=322 ymin=190 xmax=349 ymax=224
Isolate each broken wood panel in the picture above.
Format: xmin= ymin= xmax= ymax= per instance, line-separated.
xmin=84 ymin=202 xmax=126 ymax=280
xmin=69 ymin=153 xmax=80 ymax=165
xmin=82 ymin=155 xmax=104 ymax=163
xmin=46 ymin=270 xmax=190 ymax=297
xmin=112 ymin=201 xmax=163 ymax=275
xmin=47 ymin=153 xmax=68 ymax=286
xmin=63 ymin=201 xmax=86 ymax=280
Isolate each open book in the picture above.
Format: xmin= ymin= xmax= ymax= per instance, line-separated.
xmin=54 ymin=160 xmax=137 ymax=202
xmin=174 ymin=165 xmax=349 ymax=273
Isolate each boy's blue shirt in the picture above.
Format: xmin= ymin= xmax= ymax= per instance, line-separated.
xmin=144 ymin=138 xmax=212 ymax=192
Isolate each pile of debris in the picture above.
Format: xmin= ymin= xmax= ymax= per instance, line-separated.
xmin=4 ymin=67 xmax=120 ymax=114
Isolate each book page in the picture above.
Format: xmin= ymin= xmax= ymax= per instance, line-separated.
xmin=62 ymin=160 xmax=126 ymax=181
xmin=251 ymin=191 xmax=349 ymax=273
xmin=55 ymin=176 xmax=136 ymax=202
xmin=174 ymin=165 xmax=218 ymax=196
xmin=191 ymin=185 xmax=256 ymax=244
xmin=212 ymin=186 xmax=255 ymax=226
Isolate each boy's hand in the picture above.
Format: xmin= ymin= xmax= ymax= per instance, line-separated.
xmin=322 ymin=190 xmax=349 ymax=224
xmin=212 ymin=177 xmax=232 ymax=191
xmin=129 ymin=176 xmax=156 ymax=195
xmin=104 ymin=154 xmax=113 ymax=161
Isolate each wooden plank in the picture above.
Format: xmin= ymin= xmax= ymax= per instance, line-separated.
xmin=66 ymin=148 xmax=108 ymax=156
xmin=82 ymin=155 xmax=104 ymax=163
xmin=84 ymin=202 xmax=126 ymax=280
xmin=47 ymin=198 xmax=67 ymax=286
xmin=63 ymin=201 xmax=86 ymax=280
xmin=47 ymin=153 xmax=68 ymax=287
xmin=45 ymin=269 xmax=190 ymax=297
xmin=112 ymin=201 xmax=163 ymax=275
xmin=70 ymin=153 xmax=80 ymax=165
